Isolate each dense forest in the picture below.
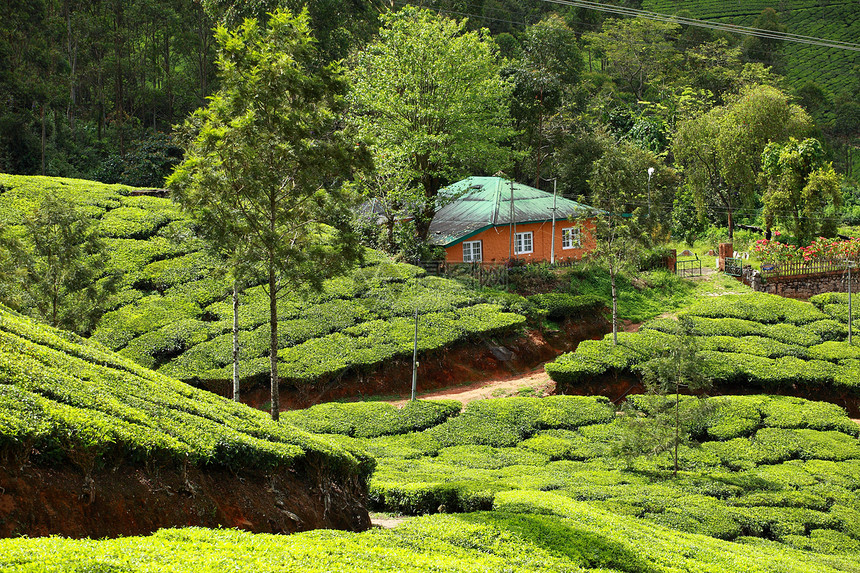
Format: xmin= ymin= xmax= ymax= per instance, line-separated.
xmin=0 ymin=0 xmax=857 ymax=244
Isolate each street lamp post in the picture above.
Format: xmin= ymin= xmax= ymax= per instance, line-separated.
xmin=647 ymin=167 xmax=655 ymax=218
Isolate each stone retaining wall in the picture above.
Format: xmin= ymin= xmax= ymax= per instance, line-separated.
xmin=745 ymin=267 xmax=860 ymax=299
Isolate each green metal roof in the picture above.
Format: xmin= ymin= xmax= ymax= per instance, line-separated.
xmin=428 ymin=177 xmax=595 ymax=247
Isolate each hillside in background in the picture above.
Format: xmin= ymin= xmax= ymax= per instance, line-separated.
xmin=643 ymin=0 xmax=859 ymax=114
xmin=0 ymin=174 xmax=528 ymax=401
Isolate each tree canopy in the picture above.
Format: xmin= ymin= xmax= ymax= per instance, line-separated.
xmin=761 ymin=137 xmax=842 ymax=244
xmin=168 ymin=8 xmax=366 ymax=420
xmin=673 ymin=84 xmax=813 ymax=239
xmin=346 ymin=6 xmax=517 ymax=242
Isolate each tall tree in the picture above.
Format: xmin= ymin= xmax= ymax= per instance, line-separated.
xmin=634 ymin=318 xmax=713 ymax=477
xmin=587 ymin=136 xmax=676 ymax=343
xmin=347 ymin=6 xmax=516 ymax=241
xmin=583 ymin=17 xmax=682 ymax=101
xmin=168 ymin=8 xmax=366 ymax=420
xmin=673 ymin=84 xmax=813 ymax=239
xmin=760 ymin=137 xmax=842 ymax=243
xmin=509 ymin=14 xmax=582 ymax=187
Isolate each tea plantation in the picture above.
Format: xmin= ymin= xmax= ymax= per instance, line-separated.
xmin=3 ymin=394 xmax=860 ymax=571
xmin=0 ymin=174 xmax=526 ymax=389
xmin=643 ymin=0 xmax=859 ymax=110
xmin=546 ymin=292 xmax=860 ymax=396
xmin=0 ymin=301 xmax=375 ymax=480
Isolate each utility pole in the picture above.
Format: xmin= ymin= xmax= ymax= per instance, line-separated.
xmin=510 ymin=179 xmax=518 ymax=258
xmin=849 ymin=261 xmax=853 ymax=345
xmin=541 ymin=176 xmax=558 ymax=264
xmin=411 ymin=261 xmax=420 ymax=400
xmin=551 ymin=178 xmax=557 ymax=264
xmin=411 ymin=305 xmax=419 ymax=400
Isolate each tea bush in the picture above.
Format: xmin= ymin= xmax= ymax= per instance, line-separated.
xmin=1 ymin=175 xmax=529 ymax=389
xmin=0 ymin=305 xmax=370 ymax=476
xmin=281 ymin=400 xmax=461 ymax=438
xmin=528 ymin=293 xmax=605 ymax=321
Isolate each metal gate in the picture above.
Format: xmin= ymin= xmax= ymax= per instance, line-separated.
xmin=725 ymin=257 xmax=743 ymax=277
xmin=676 ymin=257 xmax=702 ymax=278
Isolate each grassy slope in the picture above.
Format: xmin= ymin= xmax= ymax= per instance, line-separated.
xmin=3 ymin=394 xmax=859 ymax=572
xmin=0 ymin=174 xmax=525 ymax=388
xmin=643 ymin=0 xmax=859 ymax=104
xmin=0 ymin=302 xmax=368 ymax=475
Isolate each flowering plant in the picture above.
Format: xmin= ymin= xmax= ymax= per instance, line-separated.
xmin=751 ymin=238 xmax=803 ymax=264
xmin=753 ymin=236 xmax=860 ymax=265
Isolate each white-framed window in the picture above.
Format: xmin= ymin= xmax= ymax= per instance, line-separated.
xmin=463 ymin=240 xmax=482 ymax=262
xmin=515 ymin=231 xmax=533 ymax=254
xmin=562 ymin=227 xmax=581 ymax=249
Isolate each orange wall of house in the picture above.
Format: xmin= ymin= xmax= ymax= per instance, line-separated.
xmin=444 ymin=219 xmax=597 ymax=263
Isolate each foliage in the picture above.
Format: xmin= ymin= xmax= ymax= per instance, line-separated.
xmin=673 ymin=85 xmax=813 ymax=238
xmin=6 ymin=501 xmax=860 ymax=572
xmin=281 ymin=400 xmax=462 ymax=439
xmin=168 ymin=8 xmax=366 ymax=419
xmin=634 ymin=318 xmax=714 ymax=475
xmin=350 ymin=390 xmax=860 ymax=565
xmin=528 ymin=293 xmax=604 ymax=321
xmin=0 ymin=304 xmax=370 ymax=476
xmin=567 ymin=266 xmax=696 ymax=324
xmin=346 ymin=6 xmax=516 ymax=241
xmin=547 ymin=293 xmax=860 ymax=395
xmin=760 ymin=138 xmax=842 ymax=243
xmin=752 ymin=236 xmax=860 ymax=264
xmin=0 ymin=174 xmax=528 ymax=395
xmin=585 ymin=135 xmax=677 ymax=342
xmin=0 ymin=194 xmax=117 ymax=334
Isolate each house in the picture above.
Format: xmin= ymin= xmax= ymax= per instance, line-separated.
xmin=428 ymin=176 xmax=598 ymax=264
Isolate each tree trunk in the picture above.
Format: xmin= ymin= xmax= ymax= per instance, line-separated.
xmin=232 ymin=277 xmax=240 ymax=402
xmin=610 ymin=262 xmax=618 ymax=345
xmin=268 ymin=256 xmax=279 ymax=421
xmin=727 ymin=208 xmax=734 ymax=241
xmin=41 ymin=104 xmax=47 ymax=176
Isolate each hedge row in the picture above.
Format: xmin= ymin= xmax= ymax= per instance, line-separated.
xmin=544 ymin=329 xmax=673 ymax=384
xmin=281 ymin=400 xmax=462 ymax=438
xmin=8 ymin=501 xmax=854 ymax=573
xmin=680 ymin=293 xmax=829 ymax=325
xmin=335 ymin=391 xmax=860 ymax=554
xmin=2 ymin=175 xmax=528 ymax=387
xmin=547 ymin=293 xmax=860 ymax=392
xmin=644 ymin=316 xmax=846 ymax=347
xmin=159 ymin=304 xmax=526 ymax=384
xmin=528 ymin=293 xmax=605 ymax=321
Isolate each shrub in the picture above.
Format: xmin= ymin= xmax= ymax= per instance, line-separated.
xmin=528 ymin=293 xmax=605 ymax=321
xmin=681 ymin=293 xmax=828 ymax=325
xmin=281 ymin=400 xmax=461 ymax=438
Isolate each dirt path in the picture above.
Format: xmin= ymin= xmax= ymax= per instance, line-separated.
xmin=390 ymin=367 xmax=555 ymax=407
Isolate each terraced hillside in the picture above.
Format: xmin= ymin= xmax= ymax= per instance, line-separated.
xmin=0 ymin=174 xmax=526 ymax=395
xmin=5 ymin=395 xmax=859 ymax=571
xmin=0 ymin=302 xmax=374 ymax=537
xmin=546 ymin=292 xmax=860 ymax=411
xmin=644 ymin=0 xmax=859 ymax=107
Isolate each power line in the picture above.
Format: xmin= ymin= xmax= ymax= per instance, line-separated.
xmin=537 ymin=0 xmax=860 ymax=52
